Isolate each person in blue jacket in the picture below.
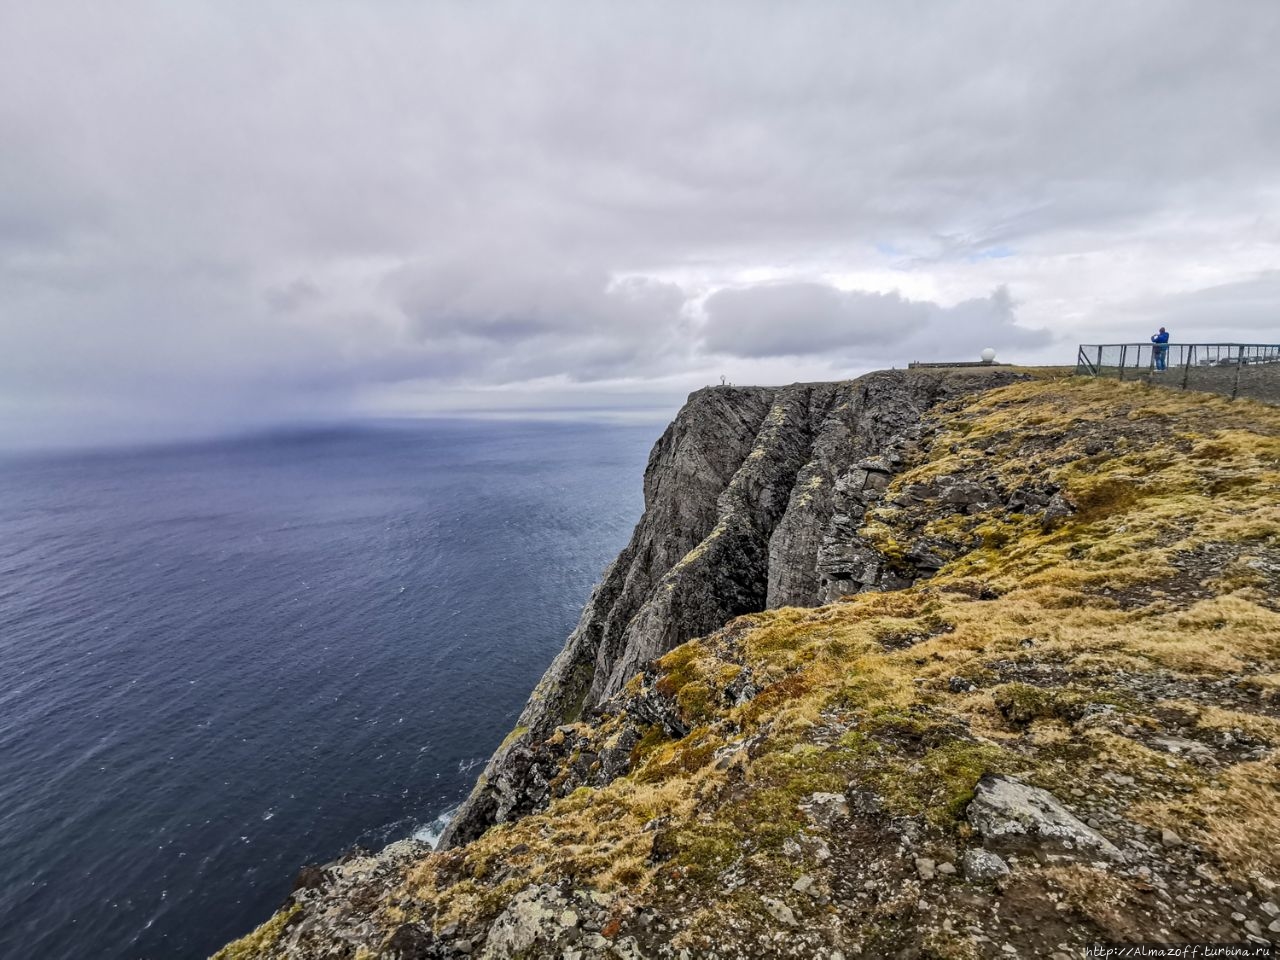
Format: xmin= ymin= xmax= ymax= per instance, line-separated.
xmin=1151 ymin=327 xmax=1170 ymax=370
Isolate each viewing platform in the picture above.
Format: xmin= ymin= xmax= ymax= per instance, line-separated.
xmin=1075 ymin=342 xmax=1280 ymax=404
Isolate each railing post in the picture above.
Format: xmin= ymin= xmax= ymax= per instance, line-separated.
xmin=1078 ymin=346 xmax=1099 ymax=377
xmin=1119 ymin=345 xmax=1127 ymax=381
xmin=1182 ymin=344 xmax=1191 ymax=390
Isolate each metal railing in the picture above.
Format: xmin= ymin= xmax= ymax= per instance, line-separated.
xmin=1075 ymin=342 xmax=1280 ymax=399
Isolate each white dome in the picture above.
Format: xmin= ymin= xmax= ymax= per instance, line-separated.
xmin=980 ymin=348 xmax=997 ymax=363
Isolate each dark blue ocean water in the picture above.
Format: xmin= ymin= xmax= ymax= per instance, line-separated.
xmin=0 ymin=418 xmax=655 ymax=960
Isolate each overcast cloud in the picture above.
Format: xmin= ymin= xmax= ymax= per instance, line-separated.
xmin=1 ymin=1 xmax=1277 ymax=446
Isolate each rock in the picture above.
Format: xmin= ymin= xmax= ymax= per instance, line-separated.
xmin=948 ymin=676 xmax=977 ymax=693
xmin=792 ymin=875 xmax=815 ymax=894
xmin=962 ymin=848 xmax=1010 ymax=881
xmin=1160 ymin=828 xmax=1182 ymax=847
xmin=1079 ymin=703 xmax=1114 ymax=721
xmin=849 ymin=788 xmax=884 ymax=816
xmin=595 ymin=726 xmax=641 ymax=781
xmin=292 ymin=863 xmax=331 ymax=892
xmin=1042 ymin=493 xmax=1075 ymax=525
xmin=479 ymin=886 xmax=566 ymax=959
xmin=803 ymin=791 xmax=850 ymax=827
xmin=937 ymin=862 xmax=956 ymax=876
xmin=965 ymin=775 xmax=1124 ymax=861
xmin=1245 ymin=920 xmax=1263 ymax=937
xmin=612 ymin=937 xmax=647 ymax=960
xmin=938 ymin=479 xmax=993 ymax=507
xmin=915 ymin=857 xmax=937 ymax=880
xmin=1260 ymin=901 xmax=1278 ymax=917
xmin=1151 ymin=735 xmax=1212 ymax=757
xmin=381 ymin=924 xmax=438 ymax=960
xmin=857 ymin=456 xmax=893 ymax=474
xmin=762 ymin=897 xmax=798 ymax=926
xmin=906 ymin=537 xmax=958 ymax=571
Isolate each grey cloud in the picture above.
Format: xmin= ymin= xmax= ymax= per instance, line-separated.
xmin=919 ymin=287 xmax=1056 ymax=359
xmin=0 ymin=1 xmax=1278 ymax=445
xmin=702 ymin=283 xmax=1052 ymax=360
xmin=388 ymin=258 xmax=684 ymax=344
xmin=1124 ymin=272 xmax=1280 ymax=334
xmin=265 ymin=278 xmax=324 ymax=315
xmin=384 ymin=255 xmax=691 ymax=382
xmin=702 ymin=285 xmax=931 ymax=356
xmin=1088 ymin=271 xmax=1280 ymax=345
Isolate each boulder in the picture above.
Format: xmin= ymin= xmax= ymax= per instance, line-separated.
xmin=479 ymin=886 xmax=567 ymax=959
xmin=762 ymin=897 xmax=798 ymax=926
xmin=961 ymin=848 xmax=1010 ymax=881
xmin=938 ymin=479 xmax=993 ymax=507
xmin=1042 ymin=493 xmax=1075 ymax=524
xmin=966 ymin=775 xmax=1123 ymax=861
xmin=801 ymin=791 xmax=850 ymax=828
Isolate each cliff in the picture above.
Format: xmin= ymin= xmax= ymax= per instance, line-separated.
xmin=440 ymin=369 xmax=1023 ymax=849
xmin=217 ymin=372 xmax=1280 ymax=960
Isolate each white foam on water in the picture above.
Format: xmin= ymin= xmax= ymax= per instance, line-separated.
xmin=412 ymin=805 xmax=459 ymax=850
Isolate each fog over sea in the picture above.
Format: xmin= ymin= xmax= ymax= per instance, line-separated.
xmin=0 ymin=419 xmax=655 ymax=960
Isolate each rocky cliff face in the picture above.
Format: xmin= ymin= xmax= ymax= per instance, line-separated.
xmin=440 ymin=369 xmax=1022 ymax=848
xmin=217 ymin=374 xmax=1280 ymax=960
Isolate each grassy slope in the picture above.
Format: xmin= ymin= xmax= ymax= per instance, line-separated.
xmin=221 ymin=376 xmax=1280 ymax=958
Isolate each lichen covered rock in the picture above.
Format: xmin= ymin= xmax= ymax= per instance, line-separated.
xmin=966 ymin=775 xmax=1124 ymax=861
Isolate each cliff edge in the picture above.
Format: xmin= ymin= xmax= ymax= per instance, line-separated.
xmin=217 ymin=373 xmax=1280 ymax=960
xmin=440 ymin=369 xmax=1024 ymax=849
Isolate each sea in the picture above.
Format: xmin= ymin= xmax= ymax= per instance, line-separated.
xmin=0 ymin=418 xmax=656 ymax=960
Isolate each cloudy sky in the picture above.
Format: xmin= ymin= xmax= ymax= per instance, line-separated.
xmin=2 ymin=1 xmax=1278 ymax=446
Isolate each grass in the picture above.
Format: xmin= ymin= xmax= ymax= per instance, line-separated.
xmin=1136 ymin=760 xmax=1280 ymax=877
xmin=212 ymin=904 xmax=300 ymax=960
